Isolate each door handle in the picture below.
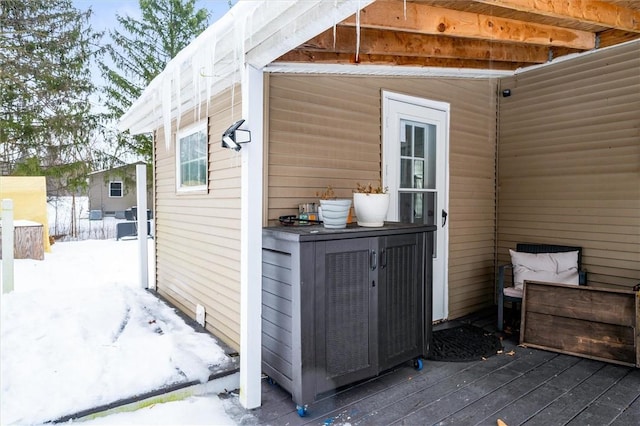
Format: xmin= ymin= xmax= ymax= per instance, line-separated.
xmin=370 ymin=250 xmax=377 ymax=271
xmin=442 ymin=210 xmax=448 ymax=227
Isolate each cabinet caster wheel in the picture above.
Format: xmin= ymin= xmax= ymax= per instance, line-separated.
xmin=414 ymin=358 xmax=424 ymax=371
xmin=296 ymin=405 xmax=308 ymax=417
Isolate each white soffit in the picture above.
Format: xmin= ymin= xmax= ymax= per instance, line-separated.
xmin=118 ymin=0 xmax=374 ymax=136
xmin=265 ymin=62 xmax=514 ymax=78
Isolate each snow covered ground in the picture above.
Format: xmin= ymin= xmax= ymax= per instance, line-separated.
xmin=0 ymin=238 xmax=252 ymax=425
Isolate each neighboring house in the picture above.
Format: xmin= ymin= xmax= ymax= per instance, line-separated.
xmin=88 ymin=162 xmax=152 ymax=218
xmin=118 ymin=1 xmax=640 ymax=408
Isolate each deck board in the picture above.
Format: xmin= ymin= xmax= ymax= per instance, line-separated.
xmin=489 ymin=358 xmax=605 ymax=425
xmin=611 ymin=393 xmax=640 ymax=425
xmin=247 ymin=309 xmax=640 ymax=426
xmin=434 ymin=355 xmax=582 ymax=425
xmin=392 ymin=350 xmax=558 ymax=425
xmin=523 ymin=364 xmax=631 ymax=426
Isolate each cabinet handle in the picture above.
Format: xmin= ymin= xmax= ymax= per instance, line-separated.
xmin=370 ymin=250 xmax=377 ymax=271
xmin=381 ymin=249 xmax=387 ymax=269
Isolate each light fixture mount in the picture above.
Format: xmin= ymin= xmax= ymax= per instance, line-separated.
xmin=221 ymin=119 xmax=251 ymax=151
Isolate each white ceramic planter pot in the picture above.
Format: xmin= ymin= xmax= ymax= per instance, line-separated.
xmin=353 ymin=193 xmax=390 ymax=227
xmin=319 ymin=199 xmax=352 ymax=229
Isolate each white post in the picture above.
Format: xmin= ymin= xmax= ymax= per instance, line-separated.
xmin=2 ymin=199 xmax=15 ymax=294
xmin=136 ymin=164 xmax=148 ymax=289
xmin=239 ymin=64 xmax=263 ymax=409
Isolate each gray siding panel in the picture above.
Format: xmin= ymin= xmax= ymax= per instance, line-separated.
xmin=498 ymin=41 xmax=640 ymax=290
xmin=267 ymin=75 xmax=498 ymax=319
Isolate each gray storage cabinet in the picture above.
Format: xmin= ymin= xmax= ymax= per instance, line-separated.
xmin=262 ymin=223 xmax=435 ymax=410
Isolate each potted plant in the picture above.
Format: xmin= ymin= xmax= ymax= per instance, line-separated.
xmin=353 ymin=182 xmax=390 ymax=227
xmin=317 ymin=186 xmax=352 ymax=229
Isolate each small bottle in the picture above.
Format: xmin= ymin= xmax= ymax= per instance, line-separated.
xmin=298 ymin=204 xmax=308 ymax=224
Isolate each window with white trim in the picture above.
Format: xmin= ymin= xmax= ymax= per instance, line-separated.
xmin=176 ymin=122 xmax=208 ymax=192
xmin=109 ymin=181 xmax=123 ymax=197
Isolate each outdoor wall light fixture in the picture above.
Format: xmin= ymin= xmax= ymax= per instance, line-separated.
xmin=221 ymin=119 xmax=251 ymax=151
xmin=502 ymin=89 xmax=512 ymax=97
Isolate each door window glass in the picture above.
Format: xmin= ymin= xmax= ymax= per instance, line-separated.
xmin=399 ymin=119 xmax=437 ymax=225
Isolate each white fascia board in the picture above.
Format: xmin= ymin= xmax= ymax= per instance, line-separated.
xmin=265 ymin=62 xmax=514 ymax=78
xmin=245 ymin=0 xmax=375 ymax=69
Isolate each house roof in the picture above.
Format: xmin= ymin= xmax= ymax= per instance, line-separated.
xmin=119 ymin=0 xmax=640 ymax=135
xmin=88 ymin=161 xmax=146 ymax=176
xmin=119 ymin=0 xmax=373 ymax=135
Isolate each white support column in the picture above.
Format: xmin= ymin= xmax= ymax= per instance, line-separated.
xmin=2 ymin=199 xmax=15 ymax=294
xmin=136 ymin=164 xmax=149 ymax=289
xmin=239 ymin=64 xmax=264 ymax=409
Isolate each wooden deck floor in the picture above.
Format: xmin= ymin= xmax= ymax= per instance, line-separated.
xmin=247 ymin=311 xmax=640 ymax=426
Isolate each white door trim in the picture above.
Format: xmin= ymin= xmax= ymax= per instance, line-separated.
xmin=382 ymin=90 xmax=450 ymax=322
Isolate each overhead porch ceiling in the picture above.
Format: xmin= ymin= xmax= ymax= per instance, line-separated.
xmin=276 ymin=0 xmax=640 ymax=71
xmin=120 ymin=0 xmax=640 ymax=135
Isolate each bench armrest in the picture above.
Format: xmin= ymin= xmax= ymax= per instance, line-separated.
xmin=497 ymin=263 xmax=513 ymax=295
xmin=579 ymin=269 xmax=587 ymax=286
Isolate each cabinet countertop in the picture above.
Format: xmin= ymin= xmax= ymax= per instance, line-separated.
xmin=263 ymin=222 xmax=436 ymax=242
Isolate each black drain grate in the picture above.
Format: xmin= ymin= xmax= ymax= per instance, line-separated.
xmin=428 ymin=324 xmax=503 ymax=362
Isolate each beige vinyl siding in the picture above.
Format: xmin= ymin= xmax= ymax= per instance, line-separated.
xmin=154 ymin=85 xmax=243 ymax=350
xmin=267 ymin=74 xmax=498 ymax=319
xmin=497 ymin=41 xmax=640 ymax=290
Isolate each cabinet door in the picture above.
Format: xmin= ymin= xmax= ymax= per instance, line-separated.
xmin=378 ymin=232 xmax=425 ymax=370
xmin=314 ymin=237 xmax=378 ymax=394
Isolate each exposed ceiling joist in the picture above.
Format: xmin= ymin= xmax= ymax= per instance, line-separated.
xmin=277 ymin=0 xmax=640 ymax=72
xmin=473 ymin=0 xmax=640 ymax=33
xmin=341 ymin=1 xmax=596 ymax=49
xmin=304 ymin=26 xmax=550 ymax=63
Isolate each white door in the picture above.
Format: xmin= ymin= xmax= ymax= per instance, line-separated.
xmin=382 ymin=91 xmax=449 ymax=322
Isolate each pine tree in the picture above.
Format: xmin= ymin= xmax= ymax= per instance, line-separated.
xmin=100 ymin=0 xmax=210 ymax=163
xmin=0 ymin=0 xmax=101 ymax=193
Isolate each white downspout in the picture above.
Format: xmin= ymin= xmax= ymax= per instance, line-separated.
xmin=239 ymin=64 xmax=263 ymax=409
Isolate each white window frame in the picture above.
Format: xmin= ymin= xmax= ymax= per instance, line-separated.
xmin=109 ymin=181 xmax=123 ymax=198
xmin=176 ymin=121 xmax=208 ymax=193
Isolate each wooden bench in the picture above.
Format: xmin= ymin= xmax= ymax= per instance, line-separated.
xmin=521 ymin=280 xmax=639 ymax=368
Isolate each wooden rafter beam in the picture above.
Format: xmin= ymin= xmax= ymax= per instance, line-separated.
xmin=277 ymin=50 xmax=529 ymax=70
xmin=300 ymin=26 xmax=550 ymax=63
xmin=597 ymin=28 xmax=640 ymax=48
xmin=474 ymin=0 xmax=640 ymax=33
xmin=342 ymin=0 xmax=596 ymax=50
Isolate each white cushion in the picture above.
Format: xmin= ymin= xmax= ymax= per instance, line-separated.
xmin=503 ymin=286 xmax=523 ymax=298
xmin=509 ymin=249 xmax=579 ymax=290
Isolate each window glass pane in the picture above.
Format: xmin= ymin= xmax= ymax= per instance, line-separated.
xmin=399 ymin=192 xmax=436 ymax=224
xmin=400 ymin=158 xmax=412 ymax=188
xmin=426 ymin=125 xmax=436 ymax=189
xmin=414 ymin=160 xmax=424 ymax=189
xmin=109 ymin=182 xmax=122 ymax=197
xmin=179 ymin=128 xmax=207 ymax=188
xmin=399 ymin=192 xmax=437 ymax=251
xmin=401 ymin=122 xmax=412 ymax=156
xmin=399 ymin=192 xmax=414 ymax=223
xmin=414 ymin=126 xmax=425 ymax=158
